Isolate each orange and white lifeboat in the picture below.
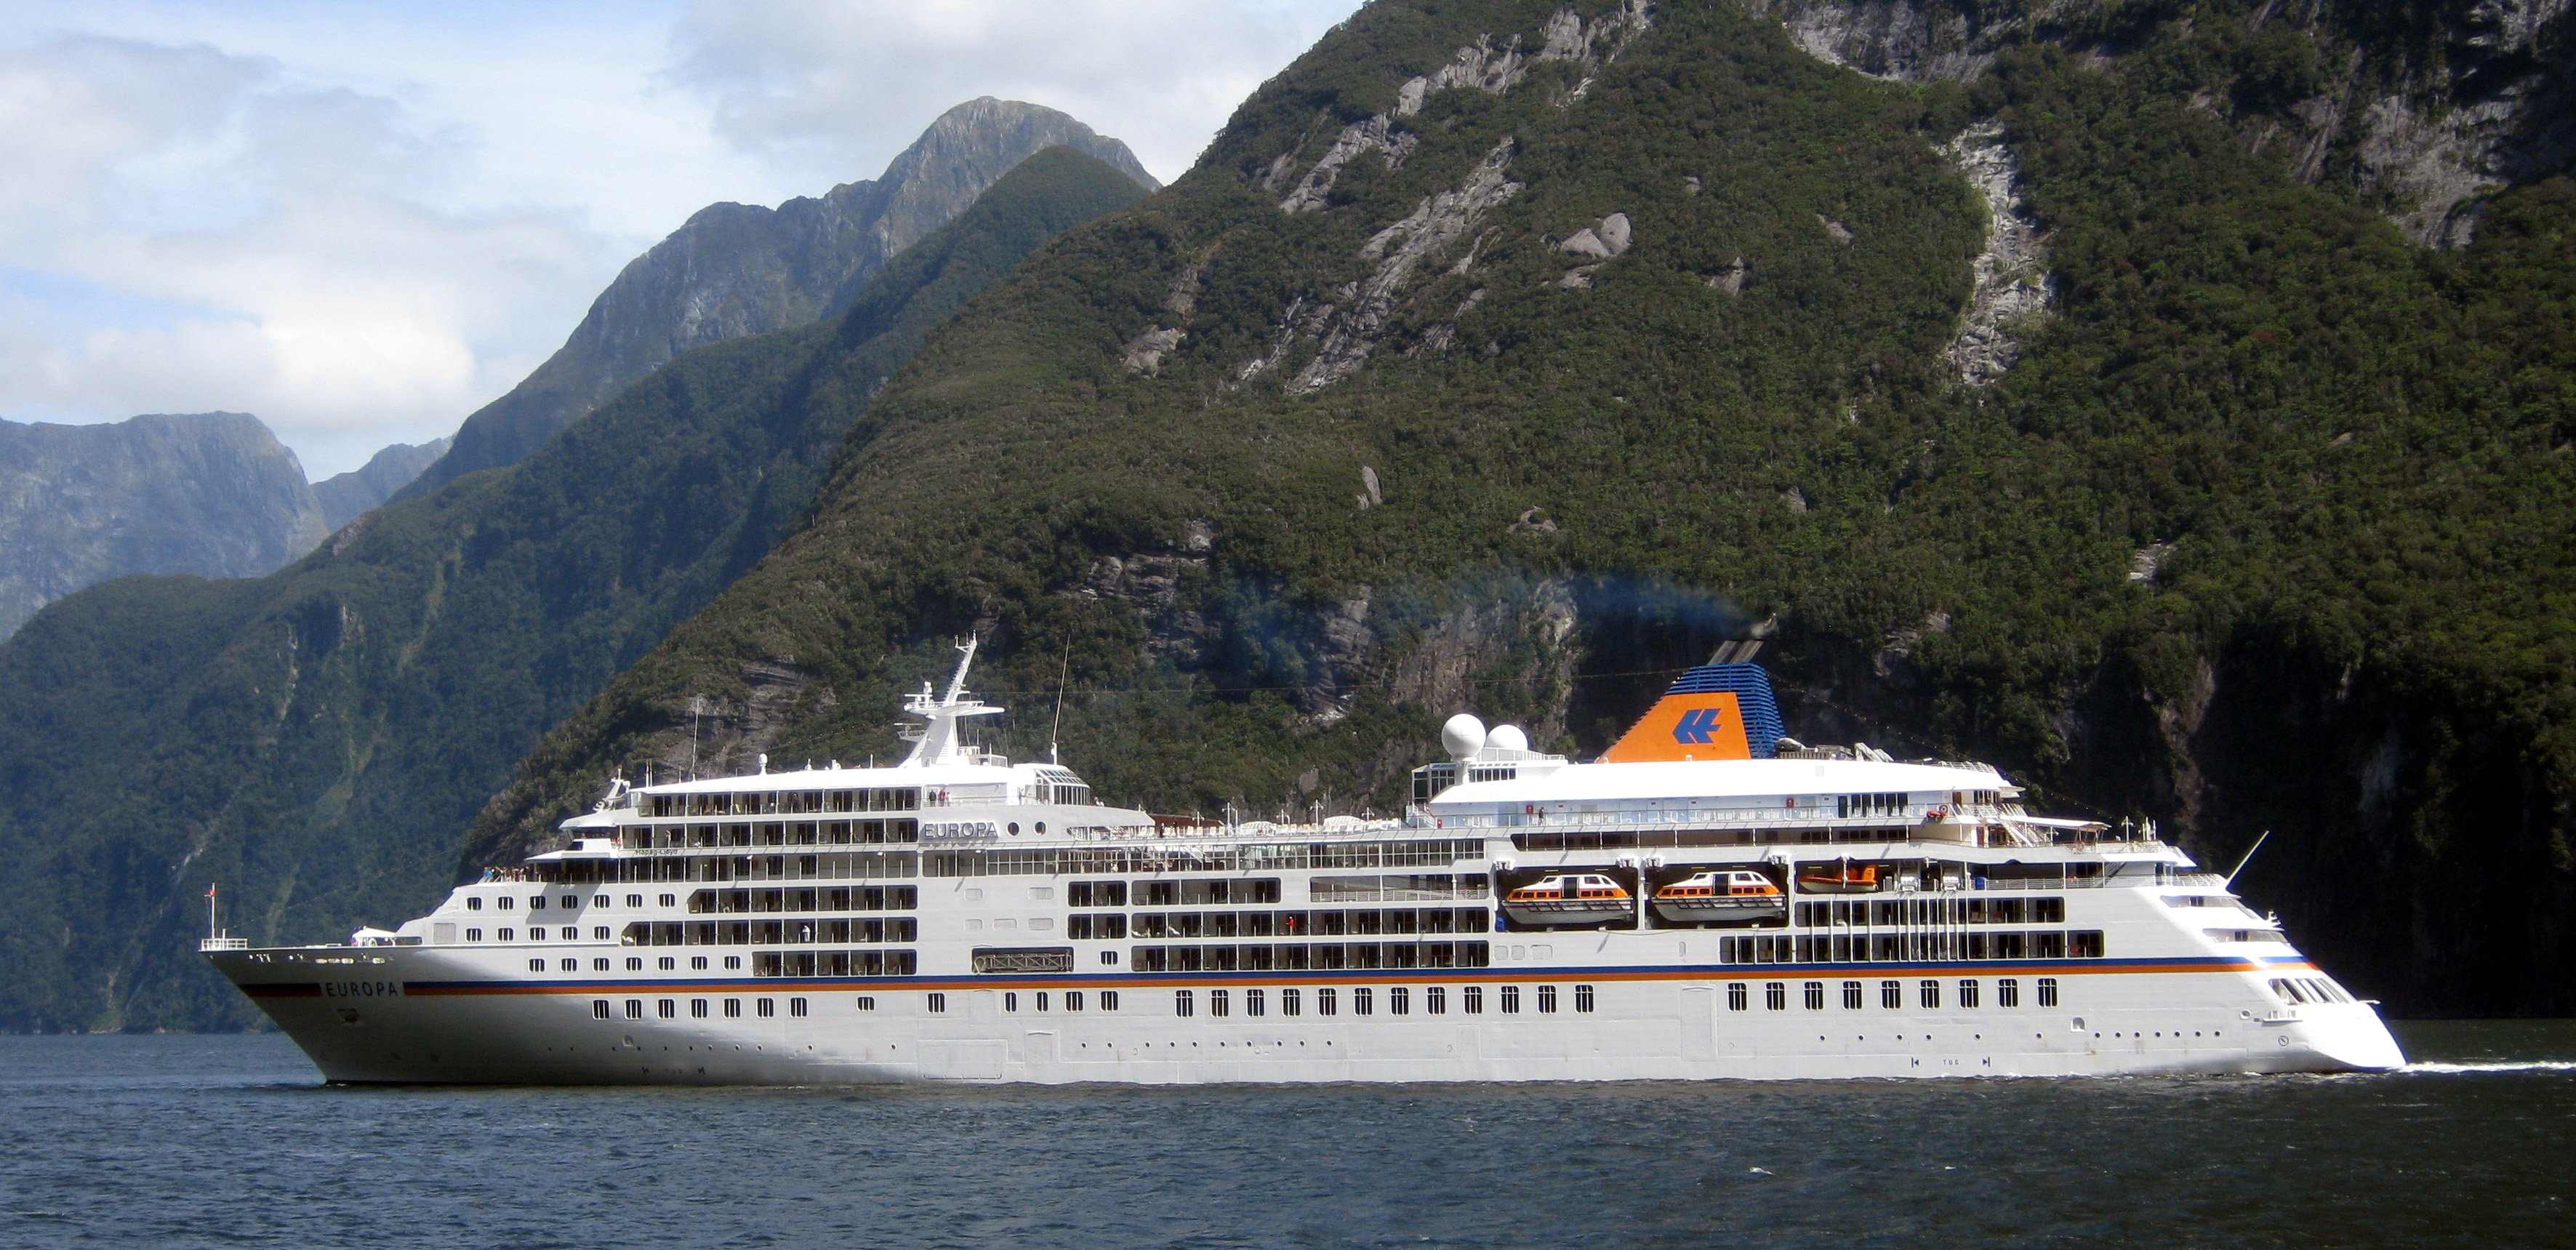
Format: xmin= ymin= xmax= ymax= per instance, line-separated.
xmin=1652 ymin=870 xmax=1786 ymax=924
xmin=1501 ymin=873 xmax=1634 ymax=927
xmin=1794 ymin=860 xmax=1882 ymax=894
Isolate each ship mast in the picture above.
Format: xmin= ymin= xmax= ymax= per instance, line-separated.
xmin=899 ymin=636 xmax=1003 ymax=767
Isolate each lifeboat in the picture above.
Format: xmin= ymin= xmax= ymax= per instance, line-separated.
xmin=1794 ymin=860 xmax=1882 ymax=894
xmin=1501 ymin=873 xmax=1634 ymax=927
xmin=1651 ymin=870 xmax=1786 ymax=924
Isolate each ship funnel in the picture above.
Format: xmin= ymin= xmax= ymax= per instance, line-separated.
xmin=1598 ymin=662 xmax=1787 ymax=764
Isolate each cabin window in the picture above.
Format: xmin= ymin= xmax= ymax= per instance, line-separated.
xmin=926 ymin=993 xmax=947 ymax=1014
xmin=1919 ymin=979 xmax=1941 ymax=1009
xmin=1762 ymin=982 xmax=1786 ymax=1011
xmin=790 ymin=998 xmax=808 ymax=1017
xmin=1033 ymin=993 xmax=1048 ymax=1012
xmin=2070 ymin=931 xmax=2106 ymax=958
xmin=1728 ymin=982 xmax=1748 ymax=1011
xmin=1390 ymin=987 xmax=1409 ymax=1015
xmin=1997 ymin=978 xmax=2020 ymax=1008
xmin=1244 ymin=989 xmax=1263 ymax=1017
xmin=691 ymin=956 xmax=707 ymax=970
xmin=1842 ymin=980 xmax=1863 ymax=1009
xmin=528 ymin=958 xmax=545 ymax=971
xmin=1462 ymin=986 xmax=1482 ymax=1014
xmin=626 ymin=958 xmax=643 ymax=971
xmin=594 ymin=958 xmax=610 ymax=971
xmin=595 ymin=927 xmax=611 ymax=941
xmin=1175 ymin=990 xmax=1195 ymax=1018
xmin=1318 ymin=988 xmax=1339 ymax=1017
xmin=1500 ymin=985 xmax=1520 ymax=1014
xmin=660 ymin=894 xmax=677 ymax=908
xmin=497 ymin=928 xmax=515 ymax=942
xmin=1538 ymin=985 xmax=1560 ymax=1014
xmin=626 ymin=894 xmax=643 ymax=908
xmin=855 ymin=996 xmax=875 ymax=1011
xmin=725 ymin=956 xmax=742 ymax=970
xmin=724 ymin=998 xmax=742 ymax=1018
xmin=1958 ymin=979 xmax=1981 ymax=1009
xmin=1211 ymin=990 xmax=1229 ymax=1018
xmin=624 ymin=1000 xmax=643 ymax=1020
xmin=593 ymin=1000 xmax=609 ymax=1019
xmin=1797 ymin=981 xmax=1821 ymax=1010
xmin=1004 ymin=992 xmax=1019 ymax=1013
xmin=657 ymin=956 xmax=675 ymax=971
xmin=1427 ymin=987 xmax=1446 ymax=1014
xmin=757 ymin=998 xmax=776 ymax=1018
xmin=691 ymin=999 xmax=709 ymax=1018
xmin=1881 ymin=980 xmax=1901 ymax=1009
xmin=468 ymin=898 xmax=483 ymax=911
xmin=657 ymin=999 xmax=675 ymax=1019
xmin=1575 ymin=985 xmax=1595 ymax=1014
xmin=2036 ymin=977 xmax=2059 ymax=1008
xmin=1351 ymin=987 xmax=1372 ymax=1016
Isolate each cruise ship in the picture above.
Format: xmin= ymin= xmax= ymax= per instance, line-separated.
xmin=205 ymin=641 xmax=2404 ymax=1083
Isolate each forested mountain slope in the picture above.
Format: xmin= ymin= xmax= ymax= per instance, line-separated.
xmin=0 ymin=148 xmax=1149 ymax=1030
xmin=401 ymin=99 xmax=1155 ymax=498
xmin=476 ymin=0 xmax=2576 ymax=1017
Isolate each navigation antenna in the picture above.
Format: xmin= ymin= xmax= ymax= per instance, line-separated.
xmin=687 ymin=694 xmax=705 ymax=780
xmin=1049 ymin=638 xmax=1072 ymax=766
xmin=2225 ymin=829 xmax=2271 ymax=888
xmin=206 ymin=882 xmax=218 ymax=943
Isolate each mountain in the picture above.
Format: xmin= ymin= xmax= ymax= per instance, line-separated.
xmin=313 ymin=438 xmax=450 ymax=531
xmin=398 ymin=97 xmax=1157 ymax=499
xmin=0 ymin=413 xmax=326 ymax=639
xmin=0 ymin=146 xmax=1151 ymax=1030
xmin=468 ymin=0 xmax=2576 ymax=1018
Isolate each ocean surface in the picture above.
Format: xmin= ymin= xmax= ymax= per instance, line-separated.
xmin=1 ymin=1021 xmax=2569 ymax=1248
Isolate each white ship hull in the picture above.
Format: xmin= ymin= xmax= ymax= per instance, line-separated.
xmin=206 ymin=655 xmax=2404 ymax=1085
xmin=210 ymin=946 xmax=2402 ymax=1084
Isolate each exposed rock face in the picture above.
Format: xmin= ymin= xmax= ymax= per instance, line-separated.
xmin=1758 ymin=0 xmax=2576 ymax=248
xmin=405 ymin=98 xmax=1157 ymax=497
xmin=1941 ymin=122 xmax=2053 ymax=385
xmin=1291 ymin=137 xmax=1526 ymax=393
xmin=0 ymin=413 xmax=326 ymax=638
xmin=312 ymin=437 xmax=449 ymax=530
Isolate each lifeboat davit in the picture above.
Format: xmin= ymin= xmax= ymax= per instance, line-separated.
xmin=1651 ymin=870 xmax=1786 ymax=924
xmin=1501 ymin=873 xmax=1634 ymax=927
xmin=1794 ymin=860 xmax=1882 ymax=894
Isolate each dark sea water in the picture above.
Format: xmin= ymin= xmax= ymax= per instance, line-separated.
xmin=1 ymin=1022 xmax=2569 ymax=1248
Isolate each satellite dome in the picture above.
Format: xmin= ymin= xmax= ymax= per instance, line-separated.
xmin=1487 ymin=724 xmax=1529 ymax=753
xmin=1441 ymin=713 xmax=1487 ymax=761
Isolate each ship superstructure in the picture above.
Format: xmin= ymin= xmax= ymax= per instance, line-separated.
xmin=206 ymin=644 xmax=2404 ymax=1083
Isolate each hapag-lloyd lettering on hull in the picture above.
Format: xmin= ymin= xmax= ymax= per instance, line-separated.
xmin=323 ymin=980 xmax=401 ymax=998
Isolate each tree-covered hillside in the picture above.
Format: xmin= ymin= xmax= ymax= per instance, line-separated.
xmin=0 ymin=148 xmax=1149 ymax=1030
xmin=474 ymin=0 xmax=2576 ymax=1017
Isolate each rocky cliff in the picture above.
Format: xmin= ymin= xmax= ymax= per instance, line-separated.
xmin=468 ymin=0 xmax=2576 ymax=1019
xmin=312 ymin=438 xmax=449 ymax=530
xmin=401 ymin=98 xmax=1157 ymax=498
xmin=0 ymin=413 xmax=326 ymax=639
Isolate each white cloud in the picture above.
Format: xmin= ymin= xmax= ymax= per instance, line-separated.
xmin=0 ymin=1 xmax=1360 ymax=474
xmin=670 ymin=1 xmax=1355 ymax=186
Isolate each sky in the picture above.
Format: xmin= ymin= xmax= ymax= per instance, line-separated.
xmin=0 ymin=0 xmax=1363 ymax=476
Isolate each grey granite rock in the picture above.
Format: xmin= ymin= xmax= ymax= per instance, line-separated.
xmin=404 ymin=97 xmax=1156 ymax=497
xmin=0 ymin=412 xmax=325 ymax=638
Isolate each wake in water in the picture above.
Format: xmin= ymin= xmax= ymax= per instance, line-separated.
xmin=2402 ymin=1059 xmax=2576 ymax=1074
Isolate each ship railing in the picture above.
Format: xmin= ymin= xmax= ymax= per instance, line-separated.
xmin=199 ymin=936 xmax=249 ymax=952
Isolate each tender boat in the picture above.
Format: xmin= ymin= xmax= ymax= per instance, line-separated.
xmin=1501 ymin=873 xmax=1634 ymax=927
xmin=1653 ymin=870 xmax=1786 ymax=924
xmin=1794 ymin=860 xmax=1881 ymax=894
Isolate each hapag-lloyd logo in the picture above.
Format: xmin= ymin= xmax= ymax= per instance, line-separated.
xmin=1672 ymin=706 xmax=1727 ymax=744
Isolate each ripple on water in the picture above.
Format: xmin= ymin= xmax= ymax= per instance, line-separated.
xmin=0 ymin=1023 xmax=2567 ymax=1248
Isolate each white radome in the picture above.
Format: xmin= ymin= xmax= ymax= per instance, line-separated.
xmin=1442 ymin=713 xmax=1487 ymax=761
xmin=1485 ymin=724 xmax=1529 ymax=754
